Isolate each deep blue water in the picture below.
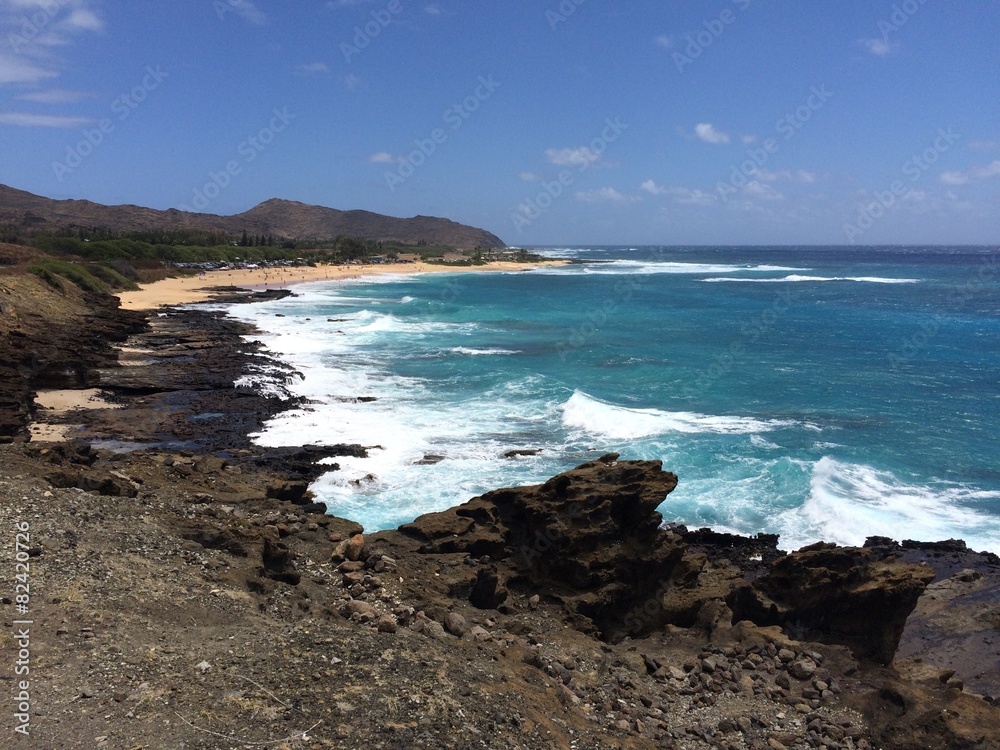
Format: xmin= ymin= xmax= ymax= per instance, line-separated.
xmin=229 ymin=246 xmax=1000 ymax=552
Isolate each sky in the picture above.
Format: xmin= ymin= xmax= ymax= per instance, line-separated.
xmin=0 ymin=0 xmax=998 ymax=246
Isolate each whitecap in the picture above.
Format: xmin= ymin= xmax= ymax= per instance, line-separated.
xmin=779 ymin=457 xmax=1000 ymax=552
xmin=702 ymin=275 xmax=920 ymax=284
xmin=450 ymin=347 xmax=522 ymax=356
xmin=561 ymin=391 xmax=797 ymax=439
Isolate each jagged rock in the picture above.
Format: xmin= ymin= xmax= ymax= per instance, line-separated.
xmin=864 ymin=678 xmax=1000 ymax=750
xmin=468 ymin=566 xmax=508 ymax=610
xmin=266 ymin=480 xmax=310 ymax=503
xmin=260 ymin=533 xmax=300 ymax=585
xmin=45 ymin=468 xmax=138 ymax=497
xmin=504 ymin=449 xmax=541 ymax=459
xmin=732 ymin=542 xmax=935 ymax=664
xmin=400 ymin=458 xmax=682 ymax=639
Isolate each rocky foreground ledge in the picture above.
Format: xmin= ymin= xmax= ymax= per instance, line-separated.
xmin=2 ymin=281 xmax=999 ymax=748
xmin=2 ymin=443 xmax=999 ymax=750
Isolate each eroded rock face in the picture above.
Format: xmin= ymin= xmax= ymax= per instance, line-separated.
xmin=734 ymin=542 xmax=937 ymax=665
xmin=399 ymin=458 xmax=938 ymax=665
xmin=401 ymin=454 xmax=684 ymax=638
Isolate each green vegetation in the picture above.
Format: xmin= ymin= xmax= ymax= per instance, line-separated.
xmin=27 ymin=258 xmax=139 ymax=294
xmin=6 ymin=227 xmax=540 ymax=289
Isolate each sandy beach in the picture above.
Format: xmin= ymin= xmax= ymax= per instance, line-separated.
xmin=117 ymin=259 xmax=565 ymax=310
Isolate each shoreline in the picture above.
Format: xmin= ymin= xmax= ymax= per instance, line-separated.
xmin=116 ymin=259 xmax=568 ymax=310
xmin=1 ymin=275 xmax=999 ymax=747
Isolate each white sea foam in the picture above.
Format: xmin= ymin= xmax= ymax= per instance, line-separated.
xmin=450 ymin=347 xmax=522 ymax=356
xmin=778 ymin=457 xmax=1000 ymax=552
xmin=561 ymin=391 xmax=797 ymax=439
xmin=538 ymin=260 xmax=808 ymax=276
xmin=702 ymin=275 xmax=920 ymax=284
xmin=750 ymin=434 xmax=781 ymax=450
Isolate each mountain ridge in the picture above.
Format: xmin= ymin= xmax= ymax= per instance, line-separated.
xmin=0 ymin=184 xmax=506 ymax=248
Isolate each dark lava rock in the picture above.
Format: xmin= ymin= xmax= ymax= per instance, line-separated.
xmin=400 ymin=455 xmax=683 ymax=638
xmin=732 ymin=542 xmax=935 ymax=664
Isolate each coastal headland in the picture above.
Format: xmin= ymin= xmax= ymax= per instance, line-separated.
xmin=1 ymin=263 xmax=999 ymax=749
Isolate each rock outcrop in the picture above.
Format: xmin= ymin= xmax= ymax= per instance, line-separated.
xmin=733 ymin=542 xmax=936 ymax=664
xmin=0 ymin=274 xmax=146 ymax=442
xmin=401 ymin=453 xmax=687 ymax=637
xmin=399 ymin=456 xmax=936 ymax=665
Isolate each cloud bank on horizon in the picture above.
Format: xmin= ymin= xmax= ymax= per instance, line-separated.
xmin=0 ymin=0 xmax=997 ymax=245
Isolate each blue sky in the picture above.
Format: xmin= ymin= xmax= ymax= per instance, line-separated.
xmin=0 ymin=0 xmax=997 ymax=246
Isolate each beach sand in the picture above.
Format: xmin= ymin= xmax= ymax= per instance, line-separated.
xmin=116 ymin=259 xmax=565 ymax=310
xmin=29 ymin=388 xmax=122 ymax=443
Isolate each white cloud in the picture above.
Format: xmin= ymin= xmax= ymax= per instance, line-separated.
xmin=654 ymin=35 xmax=673 ymax=49
xmin=940 ymin=160 xmax=1000 ymax=186
xmin=754 ymin=169 xmax=818 ymax=184
xmin=694 ymin=123 xmax=730 ymax=145
xmin=0 ymin=2 xmax=103 ymax=85
xmin=667 ymin=187 xmax=716 ymax=206
xmin=741 ymin=134 xmax=757 ymax=144
xmin=424 ymin=4 xmax=444 ymax=15
xmin=64 ymin=7 xmax=102 ymax=32
xmin=16 ymin=88 xmax=94 ymax=104
xmin=640 ymin=179 xmax=668 ymax=196
xmin=342 ymin=74 xmax=362 ymax=90
xmin=545 ymin=146 xmax=602 ymax=168
xmin=519 ymin=172 xmax=543 ymax=183
xmin=859 ymin=38 xmax=896 ymax=56
xmin=0 ymin=52 xmax=57 ymax=84
xmin=575 ymin=188 xmax=639 ymax=205
xmin=742 ymin=181 xmax=784 ymax=200
xmin=969 ymin=140 xmax=1000 ymax=151
xmin=223 ymin=0 xmax=267 ymax=24
xmin=0 ymin=111 xmax=96 ymax=128
xmin=295 ymin=62 xmax=330 ymax=75
xmin=368 ymin=151 xmax=398 ymax=164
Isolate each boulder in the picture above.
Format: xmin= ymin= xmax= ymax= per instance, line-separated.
xmin=443 ymin=612 xmax=468 ymax=637
xmin=345 ymin=534 xmax=366 ymax=562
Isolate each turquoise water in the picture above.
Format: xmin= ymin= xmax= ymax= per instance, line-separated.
xmin=228 ymin=246 xmax=1000 ymax=553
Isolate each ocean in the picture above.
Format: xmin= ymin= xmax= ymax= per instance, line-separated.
xmin=226 ymin=246 xmax=1000 ymax=554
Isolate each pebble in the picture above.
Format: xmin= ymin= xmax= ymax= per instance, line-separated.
xmin=377 ymin=615 xmax=398 ymax=633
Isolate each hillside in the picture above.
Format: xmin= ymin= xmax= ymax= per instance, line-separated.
xmin=0 ymin=184 xmax=505 ymax=249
